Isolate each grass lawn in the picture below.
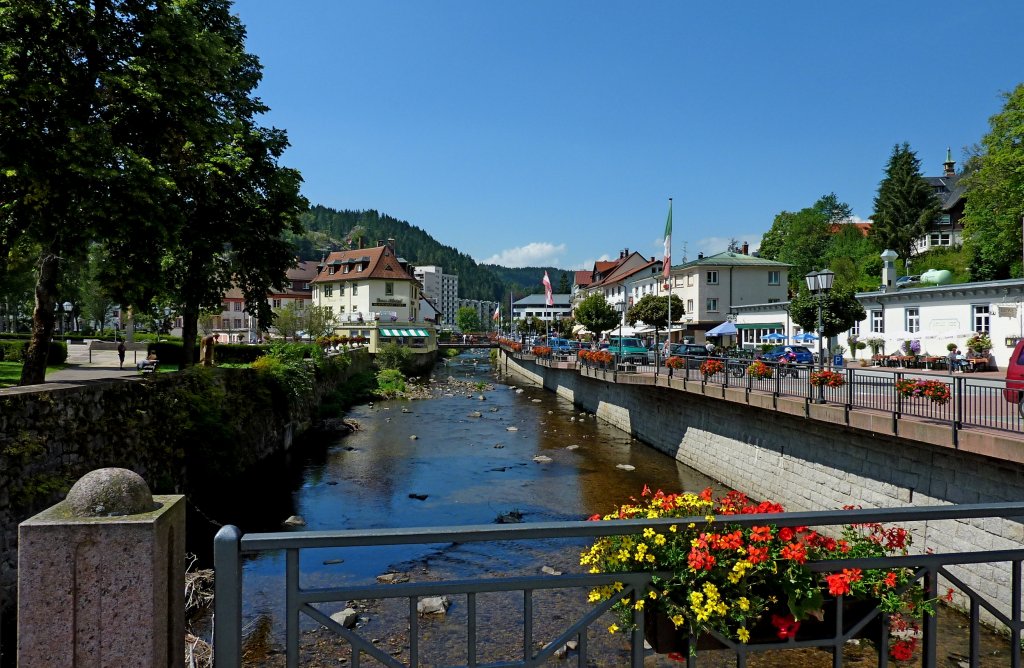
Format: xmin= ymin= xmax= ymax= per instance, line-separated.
xmin=0 ymin=361 xmax=68 ymax=388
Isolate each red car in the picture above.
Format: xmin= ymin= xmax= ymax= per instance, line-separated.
xmin=1003 ymin=339 xmax=1024 ymax=407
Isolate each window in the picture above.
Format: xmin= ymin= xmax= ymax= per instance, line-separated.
xmin=871 ymin=310 xmax=884 ymax=334
xmin=343 ymin=265 xmax=350 ymax=274
xmin=328 ymin=267 xmax=336 ymax=275
xmin=905 ymin=308 xmax=919 ymax=334
xmin=339 ymin=284 xmax=345 ymax=296
xmin=356 ymin=263 xmax=363 ymax=272
xmin=272 ymin=299 xmax=281 ymax=308
xmin=339 ymin=305 xmax=345 ymax=314
xmin=706 ymin=298 xmax=719 ymax=312
xmin=938 ymin=214 xmax=951 ymax=226
xmin=352 ymin=283 xmax=359 ymax=296
xmin=687 ymin=299 xmax=694 ymax=313
xmin=232 ymin=302 xmax=242 ymax=312
xmin=296 ymin=299 xmax=304 ymax=310
xmin=323 ymin=285 xmax=333 ymax=298
xmin=233 ymin=318 xmax=242 ymax=329
xmin=303 ymin=282 xmax=310 ymax=290
xmin=325 ymin=306 xmax=333 ymax=316
xmin=686 ymin=274 xmax=694 ymax=287
xmin=850 ymin=320 xmax=860 ymax=337
xmin=706 ymin=271 xmax=719 ymax=285
xmin=768 ymin=270 xmax=780 ymax=285
xmin=385 ymin=282 xmax=394 ymax=296
xmin=929 ymin=232 xmax=951 ymax=246
xmin=973 ymin=305 xmax=990 ymax=333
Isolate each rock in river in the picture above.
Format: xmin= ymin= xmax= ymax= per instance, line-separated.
xmin=533 ymin=455 xmax=553 ymax=463
xmin=616 ymin=464 xmax=636 ymax=471
xmin=330 ymin=608 xmax=358 ymax=629
xmin=283 ymin=515 xmax=306 ymax=527
xmin=417 ymin=596 xmax=451 ymax=615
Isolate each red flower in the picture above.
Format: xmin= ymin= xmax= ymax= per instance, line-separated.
xmin=890 ymin=639 xmax=914 ymax=661
xmin=826 ymin=572 xmax=851 ymax=596
xmin=749 ymin=526 xmax=772 ymax=542
xmin=884 ymin=571 xmax=898 ymax=588
xmin=778 ymin=527 xmax=795 ymax=541
xmin=771 ymin=613 xmax=801 ymax=640
xmin=587 ymin=513 xmax=602 ymax=521
xmin=780 ymin=541 xmax=807 ymax=564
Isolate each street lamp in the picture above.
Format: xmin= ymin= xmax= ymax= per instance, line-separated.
xmin=804 ymin=269 xmax=834 ymax=403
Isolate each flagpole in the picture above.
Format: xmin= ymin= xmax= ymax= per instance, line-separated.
xmin=665 ymin=198 xmax=673 ymax=354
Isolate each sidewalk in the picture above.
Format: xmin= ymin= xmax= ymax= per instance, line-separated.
xmin=44 ymin=347 xmax=143 ymax=383
xmin=837 ymin=360 xmax=1004 ymax=381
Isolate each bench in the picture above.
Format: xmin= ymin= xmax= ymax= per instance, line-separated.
xmin=966 ymin=357 xmax=989 ymax=372
xmin=136 ymin=359 xmax=159 ymax=373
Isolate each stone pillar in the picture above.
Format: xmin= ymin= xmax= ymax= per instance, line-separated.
xmin=17 ymin=468 xmax=185 ymax=668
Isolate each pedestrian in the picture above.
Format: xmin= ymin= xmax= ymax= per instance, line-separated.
xmin=948 ymin=346 xmax=962 ymax=373
xmin=117 ymin=340 xmax=126 ymax=369
xmin=705 ymin=341 xmax=715 ymax=355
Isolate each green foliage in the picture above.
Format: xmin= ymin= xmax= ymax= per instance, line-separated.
xmin=626 ymin=294 xmax=685 ymax=334
xmin=0 ymin=340 xmax=66 ymax=364
xmin=375 ymin=368 xmax=407 ymax=397
xmin=455 ymin=306 xmax=481 ymax=333
xmin=445 ymin=347 xmax=460 ymax=358
xmin=790 ymin=288 xmax=866 ymax=338
xmin=375 ymin=342 xmax=414 ymax=374
xmin=249 ymin=342 xmax=314 ymax=402
xmin=760 ymin=194 xmax=851 ymax=291
xmin=574 ymin=294 xmax=621 ymax=341
xmin=869 ymin=143 xmax=940 ymax=259
xmin=962 ymin=83 xmax=1024 ymax=280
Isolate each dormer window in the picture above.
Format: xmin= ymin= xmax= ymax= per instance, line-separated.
xmin=343 ymin=265 xmax=350 ymax=274
xmin=328 ymin=267 xmax=336 ymax=275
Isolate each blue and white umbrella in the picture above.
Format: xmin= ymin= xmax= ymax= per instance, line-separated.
xmin=760 ymin=332 xmax=787 ymax=343
xmin=794 ymin=332 xmax=818 ymax=343
xmin=706 ymin=321 xmax=738 ymax=337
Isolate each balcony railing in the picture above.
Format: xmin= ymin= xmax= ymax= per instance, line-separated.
xmin=214 ymin=502 xmax=1024 ymax=667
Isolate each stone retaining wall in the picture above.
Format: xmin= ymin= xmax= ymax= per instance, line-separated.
xmin=502 ymin=351 xmax=1024 ymax=624
xmin=0 ymin=349 xmax=372 ymax=650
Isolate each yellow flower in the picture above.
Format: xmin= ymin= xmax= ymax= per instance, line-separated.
xmin=608 ymin=623 xmax=619 ymax=634
xmin=654 ymin=533 xmax=667 ymax=546
xmin=634 ymin=599 xmax=645 ymax=610
xmin=671 ymin=614 xmax=685 ymax=627
xmin=669 ymin=524 xmax=678 ymax=533
xmin=587 ymin=590 xmax=602 ymax=603
xmin=705 ymin=514 xmax=716 ymax=522
xmin=648 ymin=590 xmax=658 ymax=600
xmin=613 ymin=582 xmax=624 ymax=592
xmin=737 ymin=597 xmax=750 ymax=611
xmin=737 ymin=627 xmax=750 ymax=643
xmin=643 ymin=527 xmax=656 ymax=539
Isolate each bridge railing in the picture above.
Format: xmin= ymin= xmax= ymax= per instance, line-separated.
xmin=214 ymin=502 xmax=1024 ymax=668
xmin=560 ymin=351 xmax=1024 ymax=437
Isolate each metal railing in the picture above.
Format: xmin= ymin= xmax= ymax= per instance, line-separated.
xmin=214 ymin=502 xmax=1024 ymax=667
xmin=499 ymin=346 xmax=1024 ymax=439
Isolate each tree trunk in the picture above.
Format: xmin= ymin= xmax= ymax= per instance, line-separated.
xmin=181 ymin=310 xmax=198 ymax=369
xmin=20 ymin=251 xmax=60 ymax=385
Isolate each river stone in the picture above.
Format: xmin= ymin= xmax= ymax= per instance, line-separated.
xmin=565 ymin=445 xmax=579 ymax=450
xmin=506 ymin=426 xmax=518 ymax=431
xmin=65 ymin=468 xmax=154 ymax=517
xmin=616 ymin=464 xmax=636 ymax=471
xmin=330 ymin=608 xmax=358 ymax=629
xmin=533 ymin=455 xmax=553 ymax=463
xmin=376 ymin=572 xmax=409 ymax=584
xmin=478 ymin=395 xmax=486 ymax=401
xmin=283 ymin=515 xmax=306 ymax=526
xmin=515 ymin=389 xmax=524 ymax=394
xmin=409 ymin=435 xmax=418 ymax=440
xmin=566 ymin=640 xmax=578 ymax=650
xmin=468 ymin=411 xmax=482 ymax=418
xmin=417 ymin=596 xmax=451 ymax=615
xmin=541 ymin=566 xmax=562 ymax=575
xmin=489 ymin=407 xmax=498 ymax=412
xmin=554 ymin=645 xmax=568 ymax=660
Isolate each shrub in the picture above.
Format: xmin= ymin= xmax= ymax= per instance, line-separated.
xmin=0 ymin=340 xmax=66 ymax=364
xmin=375 ymin=368 xmax=407 ymax=397
xmin=250 ymin=343 xmax=315 ymax=402
xmin=376 ymin=342 xmax=413 ymax=373
xmin=215 ymin=343 xmax=270 ymax=364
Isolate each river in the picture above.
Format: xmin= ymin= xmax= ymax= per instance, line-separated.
xmin=199 ymin=350 xmax=1015 ymax=667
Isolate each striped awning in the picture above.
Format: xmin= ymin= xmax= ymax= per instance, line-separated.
xmin=378 ymin=328 xmax=430 ymax=337
xmin=736 ymin=322 xmax=784 ymax=330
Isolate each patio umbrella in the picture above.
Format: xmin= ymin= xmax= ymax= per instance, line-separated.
xmin=706 ymin=321 xmax=738 ymax=337
xmin=760 ymin=332 xmax=787 ymax=343
xmin=795 ymin=332 xmax=818 ymax=343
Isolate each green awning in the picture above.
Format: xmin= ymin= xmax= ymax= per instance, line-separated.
xmin=736 ymin=322 xmax=784 ymax=330
xmin=379 ymin=328 xmax=430 ymax=337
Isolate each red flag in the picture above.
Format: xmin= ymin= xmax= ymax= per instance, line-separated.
xmin=542 ymin=271 xmax=554 ymax=306
xmin=492 ymin=305 xmax=500 ymax=322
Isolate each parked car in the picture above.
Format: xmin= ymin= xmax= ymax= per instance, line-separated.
xmin=607 ymin=336 xmax=648 ymax=364
xmin=1003 ymin=339 xmax=1024 ymax=412
xmin=567 ymin=340 xmax=584 ymax=354
xmin=767 ymin=345 xmax=814 ymax=365
xmin=896 ymin=275 xmax=922 ymax=288
xmin=547 ymin=337 xmax=573 ymax=354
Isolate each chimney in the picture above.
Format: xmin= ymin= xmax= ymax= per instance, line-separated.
xmin=698 ymin=252 xmax=704 ymax=260
xmin=943 ymin=147 xmax=956 ymax=177
xmin=357 ymin=237 xmax=364 ymax=250
xmin=741 ymin=241 xmax=749 ymax=255
xmin=880 ymin=249 xmax=898 ymax=291
xmin=387 ymin=237 xmax=395 ymax=250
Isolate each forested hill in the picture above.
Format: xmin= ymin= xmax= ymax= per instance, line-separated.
xmin=482 ymin=265 xmax=575 ymax=297
xmin=295 ymin=205 xmax=569 ymax=302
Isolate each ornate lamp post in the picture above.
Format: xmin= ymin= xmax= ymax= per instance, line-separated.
xmin=804 ymin=269 xmax=835 ymax=403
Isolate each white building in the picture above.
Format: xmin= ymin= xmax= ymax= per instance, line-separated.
xmin=413 ymin=265 xmax=459 ymax=328
xmin=512 ymin=294 xmax=572 ymax=323
xmin=312 ymin=243 xmax=436 ymax=353
xmin=456 ymin=298 xmax=500 ymax=331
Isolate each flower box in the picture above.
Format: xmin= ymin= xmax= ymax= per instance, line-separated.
xmin=895 ymin=379 xmax=950 ymax=405
xmin=809 ymin=370 xmax=845 ymax=387
xmin=746 ymin=360 xmax=773 ymax=379
xmin=699 ymin=359 xmax=724 ymax=378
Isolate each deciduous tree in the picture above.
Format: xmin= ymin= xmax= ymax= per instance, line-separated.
xmin=625 ymin=294 xmax=685 ymax=343
xmin=790 ymin=288 xmax=866 ymax=339
xmin=962 ymin=84 xmax=1024 ymax=280
xmin=574 ymin=294 xmax=621 ymax=342
xmin=455 ymin=306 xmax=481 ymax=333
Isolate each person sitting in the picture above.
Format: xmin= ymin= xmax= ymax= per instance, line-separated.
xmin=136 ymin=352 xmax=159 ymax=372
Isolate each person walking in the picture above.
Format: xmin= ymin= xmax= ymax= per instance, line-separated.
xmin=117 ymin=340 xmax=126 ymax=369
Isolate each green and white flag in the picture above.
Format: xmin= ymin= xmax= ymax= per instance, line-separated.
xmin=663 ymin=198 xmax=673 ymax=279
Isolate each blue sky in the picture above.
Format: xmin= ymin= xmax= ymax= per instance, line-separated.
xmin=233 ymin=1 xmax=1023 ymax=271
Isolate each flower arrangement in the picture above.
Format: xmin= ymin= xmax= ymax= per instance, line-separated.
xmin=699 ymin=359 xmax=724 ymax=378
xmin=809 ymin=370 xmax=845 ymax=387
xmin=746 ymin=360 xmax=773 ymax=379
xmin=578 ymin=350 xmax=613 ymax=365
xmin=895 ymin=378 xmax=951 ymax=405
xmin=665 ymin=356 xmax=686 ymax=370
xmin=532 ymin=345 xmax=552 ymax=358
xmin=582 ymin=486 xmax=943 ymax=661
xmin=900 ymin=340 xmax=921 ymax=356
xmin=865 ymin=337 xmax=885 ymax=356
xmin=965 ymin=333 xmax=992 ymax=355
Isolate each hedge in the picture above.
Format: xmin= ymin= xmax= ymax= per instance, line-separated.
xmin=146 ymin=341 xmax=269 ymax=366
xmin=0 ymin=340 xmax=67 ymax=364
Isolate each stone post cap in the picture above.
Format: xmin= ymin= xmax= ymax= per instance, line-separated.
xmin=65 ymin=468 xmax=156 ymax=517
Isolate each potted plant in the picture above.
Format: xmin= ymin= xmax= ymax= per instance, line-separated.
xmin=866 ymin=338 xmax=885 ymax=358
xmin=809 ymin=369 xmax=845 ymax=387
xmin=965 ymin=333 xmax=992 ymax=357
xmin=582 ymin=487 xmax=942 ymax=662
xmin=699 ymin=358 xmax=724 ymax=378
xmin=746 ymin=360 xmax=773 ymax=379
xmin=895 ymin=379 xmax=951 ymax=405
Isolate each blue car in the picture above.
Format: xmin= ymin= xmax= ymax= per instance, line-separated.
xmin=767 ymin=345 xmax=814 ymax=365
xmin=547 ymin=337 xmax=573 ymax=354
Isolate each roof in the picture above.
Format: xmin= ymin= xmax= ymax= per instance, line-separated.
xmin=312 ymin=245 xmax=416 ymax=283
xmin=923 ymin=174 xmax=965 ymax=211
xmin=830 ymin=222 xmax=872 ymax=237
xmin=594 ymin=257 xmax=661 ymax=287
xmin=674 ymin=251 xmax=790 ymax=270
xmin=287 ymin=260 xmax=318 ymax=282
xmin=573 ymin=270 xmax=593 ymax=287
xmin=513 ymin=294 xmax=572 ymax=306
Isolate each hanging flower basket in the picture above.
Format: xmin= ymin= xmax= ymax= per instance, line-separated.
xmin=699 ymin=359 xmax=724 ymax=378
xmin=809 ymin=370 xmax=845 ymax=387
xmin=665 ymin=356 xmax=686 ymax=370
xmin=746 ymin=360 xmax=773 ymax=379
xmin=532 ymin=345 xmax=552 ymax=358
xmin=895 ymin=379 xmax=950 ymax=405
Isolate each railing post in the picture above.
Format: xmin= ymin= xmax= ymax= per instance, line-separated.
xmin=214 ymin=525 xmax=244 ymax=668
xmin=845 ymin=367 xmax=854 ymax=408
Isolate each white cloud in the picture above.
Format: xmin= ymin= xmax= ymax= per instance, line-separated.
xmin=480 ymin=242 xmax=567 ymax=268
xmin=567 ymin=254 xmax=613 ymax=271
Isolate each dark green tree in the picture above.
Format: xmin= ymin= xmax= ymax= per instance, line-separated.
xmin=574 ymin=293 xmax=621 ymax=342
xmin=759 ymin=194 xmax=848 ymax=291
xmin=869 ymin=143 xmax=940 ymax=259
xmin=558 ymin=272 xmax=570 ymax=294
xmin=455 ymin=306 xmax=481 ymax=333
xmin=625 ymin=294 xmax=685 ymax=342
xmin=789 ymin=288 xmax=866 ymax=339
xmin=962 ymin=84 xmax=1024 ymax=280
